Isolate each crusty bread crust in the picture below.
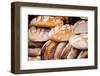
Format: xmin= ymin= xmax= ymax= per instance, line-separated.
xmin=48 ymin=25 xmax=74 ymax=41
xmin=30 ymin=16 xmax=65 ymax=28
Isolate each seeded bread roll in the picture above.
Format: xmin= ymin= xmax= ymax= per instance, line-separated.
xmin=30 ymin=16 xmax=64 ymax=28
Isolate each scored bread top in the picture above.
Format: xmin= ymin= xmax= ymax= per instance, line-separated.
xmin=30 ymin=16 xmax=66 ymax=28
xmin=69 ymin=34 xmax=88 ymax=49
xmin=73 ymin=20 xmax=88 ymax=34
xmin=48 ymin=24 xmax=74 ymax=42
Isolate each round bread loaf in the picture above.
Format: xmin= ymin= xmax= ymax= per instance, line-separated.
xmin=48 ymin=24 xmax=74 ymax=42
xmin=73 ymin=20 xmax=88 ymax=34
xmin=69 ymin=34 xmax=88 ymax=49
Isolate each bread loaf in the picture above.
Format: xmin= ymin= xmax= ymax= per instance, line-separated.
xmin=69 ymin=34 xmax=88 ymax=49
xmin=48 ymin=24 xmax=74 ymax=41
xmin=30 ymin=16 xmax=64 ymax=28
xmin=28 ymin=26 xmax=50 ymax=42
xmin=73 ymin=20 xmax=88 ymax=34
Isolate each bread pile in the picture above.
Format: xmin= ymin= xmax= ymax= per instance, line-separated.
xmin=28 ymin=16 xmax=88 ymax=60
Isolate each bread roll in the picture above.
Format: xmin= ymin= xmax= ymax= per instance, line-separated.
xmin=28 ymin=26 xmax=50 ymax=42
xmin=69 ymin=34 xmax=88 ymax=49
xmin=30 ymin=16 xmax=64 ymax=28
xmin=48 ymin=24 xmax=74 ymax=42
xmin=73 ymin=20 xmax=88 ymax=34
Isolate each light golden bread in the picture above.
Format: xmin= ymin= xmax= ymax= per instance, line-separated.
xmin=41 ymin=40 xmax=58 ymax=60
xmin=30 ymin=16 xmax=65 ymax=28
xmin=48 ymin=24 xmax=74 ymax=42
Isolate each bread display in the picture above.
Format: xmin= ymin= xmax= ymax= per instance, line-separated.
xmin=41 ymin=40 xmax=88 ymax=60
xmin=28 ymin=15 xmax=88 ymax=60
